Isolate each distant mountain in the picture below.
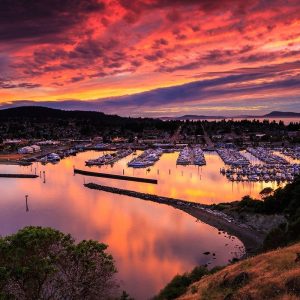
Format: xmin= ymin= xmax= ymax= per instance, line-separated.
xmin=161 ymin=111 xmax=300 ymax=120
xmin=161 ymin=114 xmax=225 ymax=120
xmin=262 ymin=111 xmax=300 ymax=117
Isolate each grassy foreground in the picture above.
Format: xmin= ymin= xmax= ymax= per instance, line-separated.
xmin=178 ymin=242 xmax=300 ymax=300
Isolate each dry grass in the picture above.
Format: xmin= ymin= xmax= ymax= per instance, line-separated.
xmin=179 ymin=243 xmax=300 ymax=300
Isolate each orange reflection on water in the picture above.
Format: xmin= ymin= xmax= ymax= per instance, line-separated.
xmin=0 ymin=152 xmax=252 ymax=299
xmin=77 ymin=151 xmax=282 ymax=204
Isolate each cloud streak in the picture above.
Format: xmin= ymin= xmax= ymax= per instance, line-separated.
xmin=0 ymin=0 xmax=300 ymax=115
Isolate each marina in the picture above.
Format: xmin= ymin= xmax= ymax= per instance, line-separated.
xmin=176 ymin=146 xmax=206 ymax=166
xmin=85 ymin=149 xmax=133 ymax=166
xmin=218 ymin=147 xmax=299 ymax=183
xmin=127 ymin=148 xmax=163 ymax=168
xmin=217 ymin=148 xmax=250 ymax=166
xmin=247 ymin=147 xmax=289 ymax=165
xmin=280 ymin=146 xmax=300 ymax=160
xmin=220 ymin=164 xmax=299 ymax=183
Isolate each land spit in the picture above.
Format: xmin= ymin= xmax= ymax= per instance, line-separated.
xmin=84 ymin=182 xmax=265 ymax=255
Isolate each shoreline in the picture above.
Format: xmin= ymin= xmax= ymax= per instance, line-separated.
xmin=179 ymin=206 xmax=265 ymax=255
xmin=84 ymin=182 xmax=266 ymax=255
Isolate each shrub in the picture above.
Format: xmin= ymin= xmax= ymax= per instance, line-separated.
xmin=0 ymin=226 xmax=118 ymax=299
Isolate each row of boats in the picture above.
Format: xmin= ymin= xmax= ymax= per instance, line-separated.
xmin=127 ymin=148 xmax=163 ymax=168
xmin=217 ymin=148 xmax=250 ymax=166
xmin=220 ymin=164 xmax=299 ymax=183
xmin=40 ymin=153 xmax=61 ymax=164
xmin=176 ymin=146 xmax=206 ymax=166
xmin=86 ymin=149 xmax=133 ymax=166
xmin=247 ymin=147 xmax=289 ymax=165
xmin=281 ymin=147 xmax=300 ymax=160
xmin=38 ymin=145 xmax=90 ymax=164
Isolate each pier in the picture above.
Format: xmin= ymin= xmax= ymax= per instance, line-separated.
xmin=0 ymin=173 xmax=38 ymax=178
xmin=74 ymin=168 xmax=158 ymax=184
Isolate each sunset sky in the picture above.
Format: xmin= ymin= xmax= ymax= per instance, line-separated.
xmin=0 ymin=0 xmax=300 ymax=116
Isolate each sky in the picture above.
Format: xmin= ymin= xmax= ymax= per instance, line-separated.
xmin=0 ymin=0 xmax=300 ymax=117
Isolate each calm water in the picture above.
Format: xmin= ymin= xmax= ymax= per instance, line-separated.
xmin=0 ymin=151 xmax=282 ymax=299
xmin=194 ymin=117 xmax=300 ymax=124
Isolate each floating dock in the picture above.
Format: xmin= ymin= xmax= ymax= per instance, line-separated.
xmin=74 ymin=168 xmax=157 ymax=184
xmin=0 ymin=174 xmax=38 ymax=178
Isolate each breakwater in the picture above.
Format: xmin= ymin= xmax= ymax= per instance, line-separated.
xmin=74 ymin=168 xmax=157 ymax=184
xmin=85 ymin=182 xmax=207 ymax=208
xmin=84 ymin=182 xmax=265 ymax=254
xmin=0 ymin=173 xmax=38 ymax=178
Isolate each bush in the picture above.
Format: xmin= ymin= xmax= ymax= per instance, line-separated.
xmin=263 ymin=226 xmax=286 ymax=250
xmin=154 ymin=266 xmax=215 ymax=299
xmin=0 ymin=226 xmax=118 ymax=299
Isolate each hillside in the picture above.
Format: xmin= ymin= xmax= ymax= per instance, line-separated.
xmin=0 ymin=106 xmax=178 ymax=139
xmin=179 ymin=242 xmax=300 ymax=300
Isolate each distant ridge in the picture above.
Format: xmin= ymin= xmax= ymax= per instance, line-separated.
xmin=161 ymin=114 xmax=225 ymax=120
xmin=0 ymin=106 xmax=162 ymax=125
xmin=262 ymin=111 xmax=300 ymax=117
xmin=0 ymin=106 xmax=299 ymax=119
xmin=160 ymin=111 xmax=300 ymax=120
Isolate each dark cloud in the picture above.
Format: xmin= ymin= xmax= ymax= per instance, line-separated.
xmin=144 ymin=50 xmax=165 ymax=61
xmin=0 ymin=0 xmax=105 ymax=42
xmin=69 ymin=75 xmax=85 ymax=83
xmin=0 ymin=79 xmax=41 ymax=89
xmin=152 ymin=38 xmax=169 ymax=49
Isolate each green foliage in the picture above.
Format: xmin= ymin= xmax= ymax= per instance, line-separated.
xmin=260 ymin=176 xmax=300 ymax=250
xmin=0 ymin=226 xmax=118 ymax=299
xmin=237 ymin=195 xmax=264 ymax=213
xmin=214 ymin=177 xmax=300 ymax=251
xmin=154 ymin=266 xmax=212 ymax=300
xmin=263 ymin=226 xmax=286 ymax=250
xmin=259 ymin=187 xmax=274 ymax=199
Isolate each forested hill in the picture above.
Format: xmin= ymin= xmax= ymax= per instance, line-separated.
xmin=0 ymin=106 xmax=150 ymax=124
xmin=0 ymin=106 xmax=178 ymax=139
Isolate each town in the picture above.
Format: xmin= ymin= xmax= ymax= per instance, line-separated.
xmin=0 ymin=107 xmax=299 ymax=183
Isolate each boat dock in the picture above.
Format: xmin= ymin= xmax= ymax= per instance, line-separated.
xmin=219 ymin=147 xmax=300 ymax=182
xmin=0 ymin=173 xmax=38 ymax=178
xmin=127 ymin=148 xmax=163 ymax=168
xmin=247 ymin=147 xmax=289 ymax=165
xmin=86 ymin=149 xmax=133 ymax=166
xmin=217 ymin=148 xmax=250 ymax=166
xmin=74 ymin=168 xmax=158 ymax=184
xmin=176 ymin=146 xmax=206 ymax=166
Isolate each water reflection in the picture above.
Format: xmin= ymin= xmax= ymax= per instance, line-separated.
xmin=76 ymin=151 xmax=282 ymax=203
xmin=0 ymin=151 xmax=261 ymax=299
